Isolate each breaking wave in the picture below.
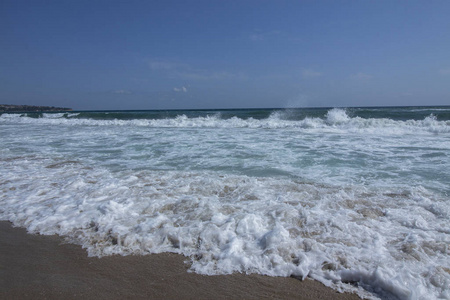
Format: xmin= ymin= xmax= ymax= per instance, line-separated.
xmin=1 ymin=108 xmax=449 ymax=135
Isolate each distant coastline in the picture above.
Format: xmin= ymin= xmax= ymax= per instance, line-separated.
xmin=0 ymin=104 xmax=72 ymax=112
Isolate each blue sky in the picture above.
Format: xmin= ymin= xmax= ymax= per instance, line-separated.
xmin=1 ymin=0 xmax=450 ymax=110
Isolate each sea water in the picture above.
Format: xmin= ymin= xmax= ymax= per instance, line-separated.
xmin=1 ymin=107 xmax=449 ymax=299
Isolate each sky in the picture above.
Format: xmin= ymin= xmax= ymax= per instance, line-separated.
xmin=1 ymin=0 xmax=450 ymax=110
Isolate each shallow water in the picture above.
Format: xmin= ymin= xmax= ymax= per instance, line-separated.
xmin=1 ymin=107 xmax=449 ymax=299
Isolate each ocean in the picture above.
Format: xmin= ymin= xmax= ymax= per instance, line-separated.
xmin=1 ymin=106 xmax=449 ymax=299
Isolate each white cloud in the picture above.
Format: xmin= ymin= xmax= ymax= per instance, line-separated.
xmin=173 ymin=86 xmax=188 ymax=92
xmin=439 ymin=68 xmax=450 ymax=75
xmin=302 ymin=69 xmax=322 ymax=78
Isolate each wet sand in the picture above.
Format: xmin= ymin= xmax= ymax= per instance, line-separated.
xmin=0 ymin=221 xmax=360 ymax=299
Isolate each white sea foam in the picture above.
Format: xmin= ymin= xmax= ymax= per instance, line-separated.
xmin=1 ymin=108 xmax=449 ymax=299
xmin=326 ymin=108 xmax=351 ymax=124
xmin=1 ymin=161 xmax=449 ymax=299
xmin=1 ymin=109 xmax=449 ymax=135
xmin=42 ymin=113 xmax=66 ymax=118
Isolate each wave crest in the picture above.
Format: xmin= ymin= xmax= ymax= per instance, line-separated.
xmin=1 ymin=109 xmax=449 ymax=134
xmin=326 ymin=108 xmax=350 ymax=125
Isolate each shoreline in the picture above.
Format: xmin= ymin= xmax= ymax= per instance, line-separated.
xmin=0 ymin=221 xmax=360 ymax=299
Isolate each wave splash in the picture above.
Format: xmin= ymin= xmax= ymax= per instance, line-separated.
xmin=1 ymin=108 xmax=449 ymax=134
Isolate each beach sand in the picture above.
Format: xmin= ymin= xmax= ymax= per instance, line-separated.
xmin=0 ymin=221 xmax=360 ymax=299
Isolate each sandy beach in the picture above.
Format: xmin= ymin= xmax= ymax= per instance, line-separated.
xmin=0 ymin=221 xmax=360 ymax=299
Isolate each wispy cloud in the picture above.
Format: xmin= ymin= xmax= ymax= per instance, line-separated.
xmin=350 ymin=72 xmax=373 ymax=80
xmin=439 ymin=68 xmax=450 ymax=75
xmin=112 ymin=89 xmax=133 ymax=95
xmin=179 ymin=70 xmax=247 ymax=81
xmin=249 ymin=33 xmax=264 ymax=42
xmin=302 ymin=69 xmax=322 ymax=78
xmin=173 ymin=86 xmax=188 ymax=92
